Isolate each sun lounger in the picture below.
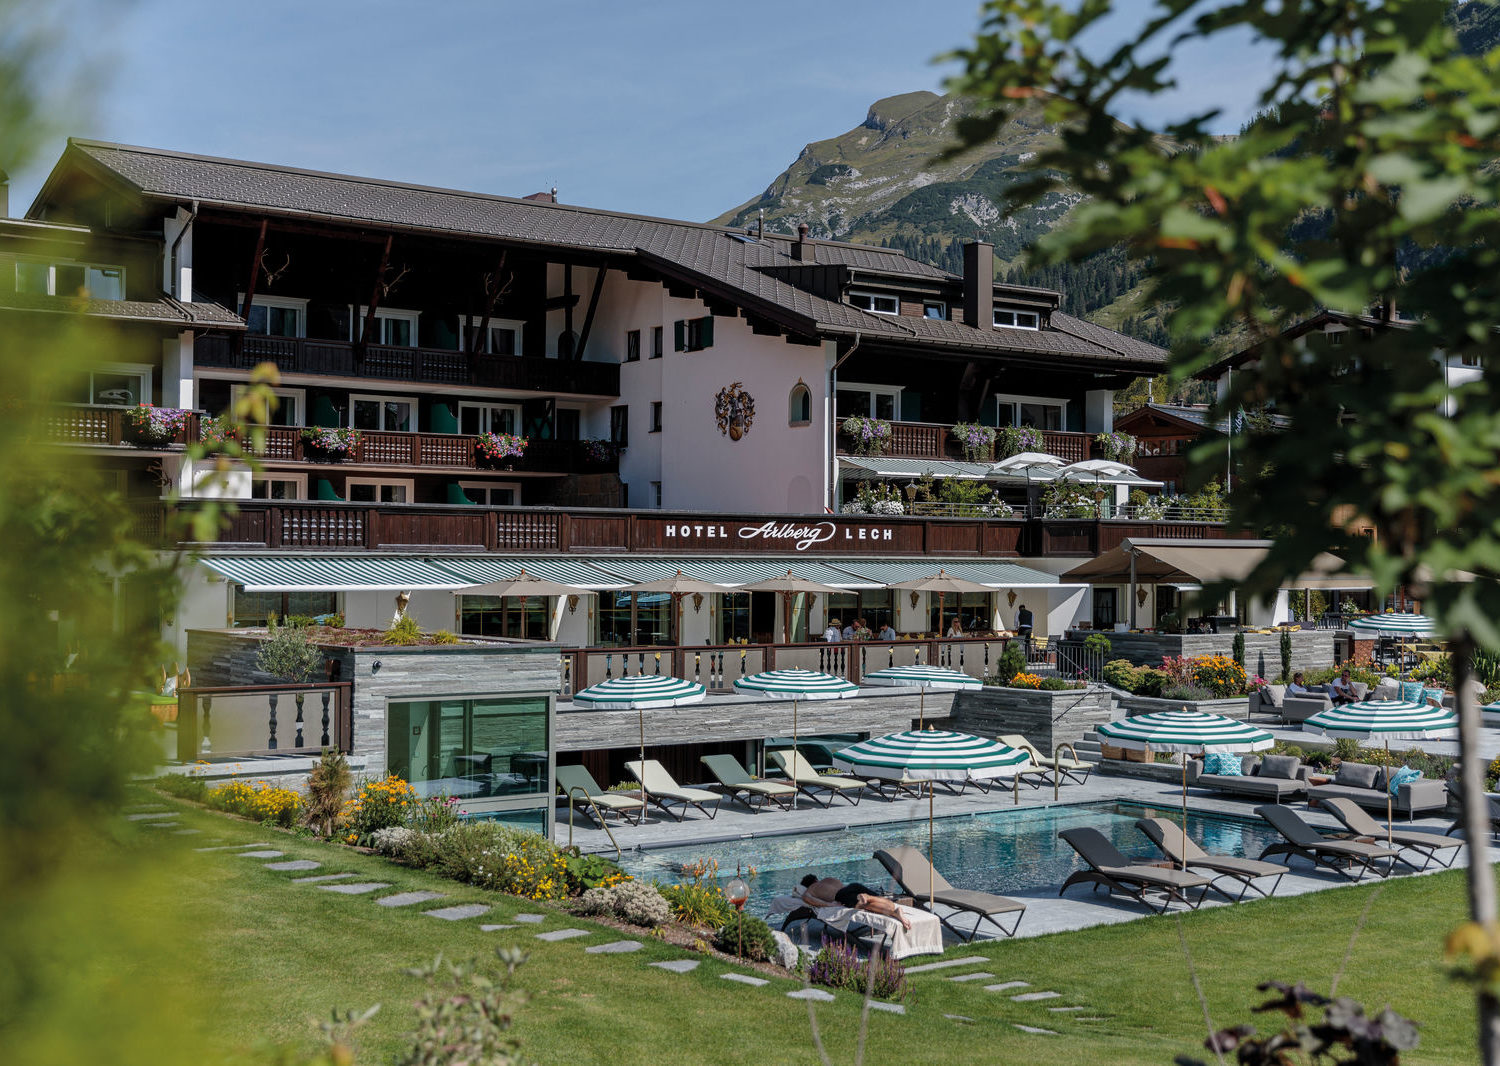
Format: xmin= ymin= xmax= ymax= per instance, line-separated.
xmin=554 ymin=764 xmax=646 ymax=829
xmin=874 ymin=845 xmax=1026 ymax=940
xmin=998 ymin=734 xmax=1093 ymax=787
xmin=769 ymin=750 xmax=866 ymax=807
xmin=1320 ymin=798 xmax=1462 ymax=872
xmin=1254 ymin=804 xmax=1397 ymax=881
xmin=623 ymin=759 xmax=721 ymax=821
xmin=1445 ymin=790 xmax=1500 ymax=842
xmin=1136 ymin=817 xmax=1289 ymax=900
xmin=699 ymin=754 xmax=796 ymax=812
xmin=767 ymin=891 xmax=943 ymax=960
xmin=1058 ymin=827 xmax=1213 ymax=914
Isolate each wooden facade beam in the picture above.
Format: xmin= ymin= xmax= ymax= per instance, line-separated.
xmin=572 ymin=266 xmax=608 ymax=362
xmin=467 ymin=252 xmax=510 ymax=354
xmin=357 ymin=235 xmax=394 ymax=353
xmin=237 ymin=219 xmax=268 ymax=333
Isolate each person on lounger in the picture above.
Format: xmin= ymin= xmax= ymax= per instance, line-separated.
xmin=799 ymin=874 xmax=912 ymax=930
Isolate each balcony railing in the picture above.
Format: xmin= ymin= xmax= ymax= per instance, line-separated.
xmin=837 ymin=420 xmax=1094 ymax=463
xmin=175 ymin=682 xmax=353 ymax=761
xmin=196 ymin=334 xmax=621 ymax=396
xmin=44 ymin=404 xmax=200 ymax=448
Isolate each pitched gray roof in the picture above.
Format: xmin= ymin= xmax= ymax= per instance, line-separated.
xmin=0 ymin=289 xmax=244 ymax=329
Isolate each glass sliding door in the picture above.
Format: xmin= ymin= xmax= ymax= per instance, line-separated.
xmin=387 ymin=695 xmax=550 ymax=801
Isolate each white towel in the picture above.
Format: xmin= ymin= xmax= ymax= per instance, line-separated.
xmin=766 ymin=895 xmax=943 ymax=959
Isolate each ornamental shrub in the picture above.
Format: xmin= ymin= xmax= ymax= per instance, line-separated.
xmin=1160 ymin=683 xmax=1217 ymax=702
xmin=343 ymin=774 xmax=416 ymax=842
xmin=205 ymin=779 xmax=303 ymax=828
xmin=382 ymin=615 xmax=423 ymax=646
xmin=254 ymin=619 xmax=325 ymax=683
xmin=573 ymin=880 xmax=670 ymax=927
xmin=1280 ymin=628 xmax=1292 ymax=682
xmin=303 ymin=748 xmax=352 ymax=837
xmin=562 ymin=851 xmax=630 ymax=894
xmin=408 ymin=794 xmax=463 ymax=834
xmin=1009 ymin=672 xmax=1044 ymax=690
xmin=995 ymin=640 xmax=1027 ymax=683
xmin=659 ymin=880 xmax=735 ymax=928
xmin=1191 ymin=655 xmax=1247 ymax=697
xmin=715 ymin=912 xmax=778 ymax=962
xmin=1102 ymin=658 xmax=1139 ymax=691
xmin=1136 ymin=668 xmax=1169 ymax=697
xmin=1231 ymin=631 xmax=1245 ymax=669
xmin=806 ymin=938 xmax=908 ymax=1001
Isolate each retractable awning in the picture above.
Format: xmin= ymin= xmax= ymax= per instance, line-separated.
xmin=819 ymin=558 xmax=1068 ymax=590
xmin=430 ymin=556 xmax=627 ymax=590
xmin=200 ymin=555 xmax=469 ymax=593
xmin=840 ymin=456 xmax=993 ymax=480
xmin=578 ymin=556 xmax=879 ymax=588
xmin=1062 ymin=539 xmax=1372 ymax=589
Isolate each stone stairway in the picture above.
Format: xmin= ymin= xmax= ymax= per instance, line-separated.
xmin=1070 ymin=732 xmax=1104 ymax=763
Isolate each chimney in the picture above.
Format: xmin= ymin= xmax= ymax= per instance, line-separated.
xmin=963 ymin=241 xmax=994 ymax=330
xmin=792 ymin=222 xmax=815 ymax=262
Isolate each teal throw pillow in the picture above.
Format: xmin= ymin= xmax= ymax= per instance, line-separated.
xmin=1388 ymin=766 xmax=1422 ymax=796
xmin=1399 ymin=680 xmax=1424 ymax=703
xmin=1422 ymin=687 xmax=1445 ymax=705
xmin=1203 ymin=752 xmax=1242 ymax=776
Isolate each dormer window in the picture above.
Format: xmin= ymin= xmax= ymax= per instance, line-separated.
xmin=993 ymin=308 xmax=1040 ymax=330
xmin=850 ymin=291 xmax=899 ymax=315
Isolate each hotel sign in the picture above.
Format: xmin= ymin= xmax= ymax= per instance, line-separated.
xmin=658 ymin=519 xmax=910 ymax=553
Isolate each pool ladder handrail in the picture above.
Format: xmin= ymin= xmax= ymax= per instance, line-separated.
xmin=563 ymin=785 xmax=622 ymax=861
xmin=1053 ymin=742 xmax=1081 ymax=802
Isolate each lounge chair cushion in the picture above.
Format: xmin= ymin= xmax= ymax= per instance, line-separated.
xmin=1387 ymin=766 xmax=1423 ymax=795
xmin=1204 ymin=752 xmax=1241 ymax=776
xmin=1262 ymin=684 xmax=1286 ymax=708
xmin=1260 ymin=755 xmax=1301 ymax=780
xmin=1241 ymin=755 xmax=1262 ymax=776
xmin=1335 ymin=762 xmax=1380 ymax=790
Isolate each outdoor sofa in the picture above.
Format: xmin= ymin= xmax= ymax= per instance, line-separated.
xmin=1187 ymin=753 xmax=1310 ymax=803
xmin=1254 ymin=682 xmax=1369 ymax=723
xmin=1307 ymin=760 xmax=1449 ymax=819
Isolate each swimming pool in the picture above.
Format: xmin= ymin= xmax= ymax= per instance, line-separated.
xmin=617 ymin=801 xmax=1284 ymax=915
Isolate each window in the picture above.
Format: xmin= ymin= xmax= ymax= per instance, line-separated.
xmin=555 ymin=407 xmax=581 ymax=441
xmin=651 ymin=481 xmax=662 ymax=508
xmin=625 ymin=329 xmax=641 ymax=363
xmin=993 ymin=308 xmax=1040 ymax=330
xmin=1327 ymin=331 xmax=1346 ymax=347
xmin=65 ymin=363 xmax=152 ymax=406
xmin=651 ymin=325 xmax=664 ymax=359
xmin=995 ymin=394 xmax=1066 ymax=431
xmin=849 ymin=291 xmax=899 ymax=315
xmin=17 ymin=260 xmax=125 ymax=300
xmin=649 ymin=402 xmax=662 ymax=433
xmin=610 ymin=405 xmax=629 ymax=448
xmin=240 ymin=294 xmax=307 ymax=337
xmin=345 ymin=478 xmax=413 ymax=503
xmin=387 ymin=696 xmax=549 ymax=801
xmin=459 ymin=403 xmax=522 ymax=435
xmin=673 ymin=317 xmax=714 ymax=352
xmin=1461 ymin=353 xmax=1483 ymax=367
xmin=837 ymin=382 xmax=901 ymax=420
xmin=349 ymin=306 xmax=420 ymax=347
xmin=351 ymin=394 xmax=416 ymax=432
xmin=458 ymin=597 xmax=549 ymax=640
xmin=233 ymin=384 xmax=304 ymax=426
xmin=931 ymin=592 xmax=991 ymax=635
xmin=923 ymin=301 xmax=947 ymax=320
xmin=595 ymin=590 xmax=673 ymax=646
xmin=233 ymin=589 xmax=338 ymax=627
xmin=459 ymin=482 xmax=518 ymax=506
xmin=251 ymin=475 xmax=306 ymax=500
xmin=789 ymin=383 xmax=812 ymax=425
xmin=460 ymin=316 xmax=522 ymax=354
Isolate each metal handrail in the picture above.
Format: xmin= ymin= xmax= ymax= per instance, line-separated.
xmin=563 ymin=785 xmax=621 ymax=860
xmin=1053 ymin=742 xmax=1082 ymax=802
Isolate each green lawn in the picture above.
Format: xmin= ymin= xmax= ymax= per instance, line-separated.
xmin=141 ymin=791 xmax=1481 ymax=1065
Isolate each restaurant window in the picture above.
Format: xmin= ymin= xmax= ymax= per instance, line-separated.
xmin=719 ymin=592 xmax=750 ymax=643
xmin=651 ymin=325 xmax=664 ymax=358
xmin=673 ymin=316 xmax=714 ymax=352
xmin=649 ymin=402 xmax=662 ymax=433
xmin=826 ymin=594 xmax=859 ymax=633
xmin=995 ymin=395 xmax=1065 ymax=431
xmin=459 ymin=595 xmax=549 ymax=639
xmin=789 ymin=383 xmax=812 ymax=425
xmin=233 ymin=589 xmax=339 ymax=627
xmin=932 ymin=592 xmax=992 ymax=635
xmin=19 ymin=259 xmax=125 ymax=300
xmin=993 ymin=308 xmax=1040 ymax=330
xmin=1093 ymin=588 xmax=1118 ymax=630
xmin=242 ymin=294 xmax=307 ymax=337
xmin=595 ymin=591 xmax=673 ymax=646
xmin=625 ymin=329 xmax=641 ymax=363
xmin=849 ymin=291 xmax=899 ymax=315
xmin=387 ymin=695 xmax=549 ymax=801
xmin=610 ymin=405 xmax=629 ymax=448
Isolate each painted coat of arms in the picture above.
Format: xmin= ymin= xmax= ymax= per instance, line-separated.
xmin=715 ymin=382 xmax=755 ymax=440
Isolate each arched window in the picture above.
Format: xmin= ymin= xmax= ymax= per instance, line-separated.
xmin=789 ymin=382 xmax=812 ymax=425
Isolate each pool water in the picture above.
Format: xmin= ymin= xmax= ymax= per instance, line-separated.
xmin=617 ymin=801 xmax=1284 ymax=916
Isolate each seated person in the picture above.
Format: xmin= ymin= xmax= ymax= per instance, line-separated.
xmin=946 ymin=617 xmax=964 ymax=638
xmin=1287 ymin=672 xmax=1321 ymax=699
xmin=799 ymin=873 xmax=911 ymax=930
xmin=1328 ymin=669 xmax=1359 ymax=705
xmin=878 ymin=622 xmax=897 ymax=641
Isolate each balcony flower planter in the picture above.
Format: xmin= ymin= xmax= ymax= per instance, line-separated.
xmin=579 ymin=438 xmax=619 ymax=469
xmin=841 ymin=415 xmax=892 ymax=456
xmin=301 ymin=426 xmax=361 ymax=462
xmin=995 ymin=425 xmax=1042 ymax=459
xmin=1094 ymin=431 xmax=1138 ymax=462
xmin=475 ymin=431 xmax=527 ymax=470
xmin=950 ymin=422 xmax=996 ymax=462
xmin=125 ymin=404 xmax=189 ymax=447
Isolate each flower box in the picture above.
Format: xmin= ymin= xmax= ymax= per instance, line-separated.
xmin=125 ymin=404 xmax=189 ymax=446
xmin=476 ymin=431 xmax=527 ymax=468
xmin=301 ymin=426 xmax=361 ymax=461
xmin=841 ymin=415 xmax=892 ymax=456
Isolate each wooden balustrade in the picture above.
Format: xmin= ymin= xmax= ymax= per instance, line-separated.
xmin=175 ymin=682 xmax=352 ymax=760
xmin=837 ymin=419 xmax=1097 ymax=464
xmin=44 ymin=404 xmax=199 ymax=449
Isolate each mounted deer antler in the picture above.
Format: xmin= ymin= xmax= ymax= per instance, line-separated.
xmin=379 ymin=263 xmax=412 ymax=298
xmin=258 ymin=250 xmax=291 ymax=287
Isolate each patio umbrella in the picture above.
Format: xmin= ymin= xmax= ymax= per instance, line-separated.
xmin=1483 ymin=700 xmax=1500 ymax=728
xmin=834 ymin=729 xmax=1031 ymax=907
xmin=453 ymin=568 xmax=589 ymax=639
xmin=1348 ymin=613 xmax=1436 ymax=636
xmin=573 ymin=673 xmax=707 ymax=821
xmin=624 ymin=570 xmax=725 ymax=645
xmin=861 ymin=665 xmax=981 ymax=728
xmin=885 ymin=570 xmax=993 ymax=639
xmin=737 ymin=570 xmax=842 ymax=644
xmin=1097 ymin=710 xmax=1273 ymax=869
xmin=734 ymin=668 xmax=859 ymax=803
xmin=1303 ymin=699 xmax=1457 ymax=845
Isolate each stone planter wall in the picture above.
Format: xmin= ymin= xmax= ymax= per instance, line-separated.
xmin=1117 ymin=694 xmax=1252 ymax=720
xmin=949 ymin=684 xmax=1112 ymax=751
xmin=1076 ymin=630 xmax=1336 ymax=677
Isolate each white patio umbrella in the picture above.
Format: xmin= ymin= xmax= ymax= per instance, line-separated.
xmin=1097 ymin=710 xmax=1273 ymax=869
xmin=861 ymin=664 xmax=981 ymax=728
xmin=736 ymin=570 xmax=843 ymax=644
xmin=573 ymin=674 xmax=707 ymax=819
xmin=1347 ymin=613 xmax=1436 ymax=637
xmin=624 ymin=570 xmax=724 ymax=645
xmin=835 ymin=729 xmax=1031 ymax=907
xmin=734 ymin=669 xmax=859 ymax=801
xmin=885 ymin=569 xmax=993 ymax=639
xmin=1303 ymin=699 xmax=1457 ymax=845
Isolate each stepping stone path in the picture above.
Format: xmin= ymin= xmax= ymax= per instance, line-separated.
xmin=514 ymin=913 xmax=546 ymax=923
xmin=1048 ymin=1006 xmax=1087 ymax=1013
xmin=721 ymin=973 xmax=768 ymax=987
xmin=944 ymin=1014 xmax=974 ymax=1022
xmin=424 ymin=904 xmax=490 ymax=921
xmin=868 ymin=1001 xmax=906 ymax=1015
xmin=1012 ymin=991 xmax=1062 ymax=1002
xmin=948 ymin=972 xmax=995 ymax=983
xmin=376 ymin=891 xmax=447 ymax=908
xmin=1013 ymin=1024 xmax=1058 ymax=1036
xmin=480 ymin=924 xmax=518 ymax=932
xmin=126 ymin=812 xmax=175 ymax=821
xmin=173 ymin=829 xmax=203 ymax=835
xmin=237 ymin=851 xmax=285 ymax=859
xmin=320 ymin=882 xmax=392 ymax=895
xmin=265 ymin=860 xmax=321 ymax=872
xmin=196 ymin=843 xmax=272 ymax=852
xmin=650 ymin=960 xmax=700 ymax=974
xmin=142 ymin=821 xmax=180 ymax=829
xmin=294 ymin=873 xmax=356 ymax=884
xmin=904 ymin=956 xmax=987 ymax=975
xmin=787 ymin=988 xmax=835 ymax=1002
xmin=585 ymin=940 xmax=643 ymax=954
xmin=534 ymin=928 xmax=590 ymax=942
xmin=985 ymin=981 xmax=1029 ymax=992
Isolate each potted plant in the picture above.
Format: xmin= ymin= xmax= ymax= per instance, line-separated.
xmin=579 ymin=438 xmax=618 ymax=467
xmin=301 ymin=425 xmax=361 ymax=461
xmin=1093 ymin=431 xmax=1138 ymax=462
xmin=994 ymin=425 xmax=1042 ymax=459
xmin=476 ymin=431 xmax=528 ymax=469
xmin=125 ymin=404 xmax=189 ymax=446
xmin=841 ymin=415 xmax=892 ymax=456
xmin=950 ymin=422 xmax=997 ymax=461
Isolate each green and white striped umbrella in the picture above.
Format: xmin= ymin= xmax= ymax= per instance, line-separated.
xmin=1304 ymin=699 xmax=1457 ymax=742
xmin=1097 ymin=710 xmax=1274 ymax=754
xmin=1348 ymin=613 xmax=1435 ymax=637
xmin=733 ymin=669 xmax=859 ymax=700
xmin=1483 ymin=701 xmax=1500 ymax=727
xmin=861 ymin=666 xmax=982 ymax=692
xmin=833 ymin=729 xmax=1029 ymax=783
xmin=572 ymin=673 xmax=707 ymax=710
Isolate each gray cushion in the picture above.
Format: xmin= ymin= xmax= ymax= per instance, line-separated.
xmin=1241 ymin=755 xmax=1262 ymax=776
xmin=1260 ymin=754 xmax=1301 ymax=780
xmin=1263 ymin=684 xmax=1286 ymax=708
xmin=1334 ymin=761 xmax=1380 ymax=789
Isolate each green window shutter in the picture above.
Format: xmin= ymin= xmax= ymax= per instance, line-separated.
xmin=700 ymin=316 xmax=714 ymax=349
xmin=674 ymin=320 xmax=686 ymax=351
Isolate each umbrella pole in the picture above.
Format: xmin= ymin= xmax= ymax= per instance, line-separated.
xmin=919 ymin=686 xmax=925 ymax=730
xmin=928 ymin=780 xmax=935 ymax=910
xmin=1385 ymin=738 xmax=1393 ymax=847
xmin=792 ymin=698 xmax=799 ymax=811
xmin=1181 ymin=756 xmax=1189 ymax=872
xmin=639 ymin=704 xmax=648 ymax=822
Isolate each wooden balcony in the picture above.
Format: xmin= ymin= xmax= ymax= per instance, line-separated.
xmin=837 ymin=420 xmax=1094 ymax=463
xmin=196 ymin=334 xmax=621 ymax=397
xmin=44 ymin=404 xmax=199 ymax=448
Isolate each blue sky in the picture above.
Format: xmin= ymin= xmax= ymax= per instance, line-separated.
xmin=16 ymin=0 xmax=1272 ymax=222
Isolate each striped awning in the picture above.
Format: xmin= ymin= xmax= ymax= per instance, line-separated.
xmin=834 ymin=730 xmax=1030 ymax=782
xmin=840 ymin=456 xmax=994 ymax=480
xmin=819 ymin=558 xmax=1062 ymax=589
xmin=733 ymin=669 xmax=860 ymax=700
xmin=861 ymin=666 xmax=982 ymax=691
xmin=432 ymin=556 xmax=629 ymax=590
xmin=1303 ymin=700 xmax=1457 ymax=741
xmin=1097 ymin=710 xmax=1274 ymax=754
xmin=585 ymin=556 xmax=864 ymax=588
xmin=572 ymin=674 xmax=707 ymax=710
xmin=200 ymin=555 xmax=468 ymax=593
